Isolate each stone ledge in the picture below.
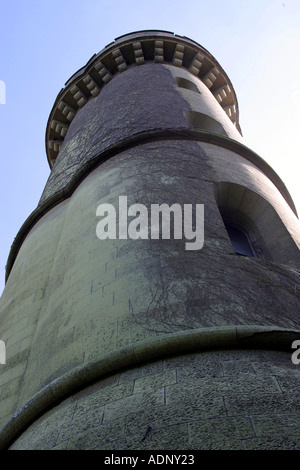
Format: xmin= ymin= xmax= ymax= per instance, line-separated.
xmin=5 ymin=129 xmax=297 ymax=284
xmin=0 ymin=324 xmax=299 ymax=450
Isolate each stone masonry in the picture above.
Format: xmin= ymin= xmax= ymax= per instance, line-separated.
xmin=0 ymin=31 xmax=299 ymax=450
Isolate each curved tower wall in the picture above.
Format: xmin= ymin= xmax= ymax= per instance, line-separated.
xmin=0 ymin=31 xmax=299 ymax=450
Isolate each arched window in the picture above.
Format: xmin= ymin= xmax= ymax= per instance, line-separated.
xmin=215 ymin=182 xmax=300 ymax=267
xmin=224 ymin=222 xmax=255 ymax=257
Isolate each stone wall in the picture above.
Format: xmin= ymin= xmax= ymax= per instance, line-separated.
xmin=0 ymin=33 xmax=299 ymax=450
xmin=9 ymin=349 xmax=300 ymax=450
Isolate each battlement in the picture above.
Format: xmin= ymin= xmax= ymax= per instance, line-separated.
xmin=46 ymin=30 xmax=241 ymax=167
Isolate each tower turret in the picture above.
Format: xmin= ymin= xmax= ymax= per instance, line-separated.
xmin=0 ymin=30 xmax=299 ymax=450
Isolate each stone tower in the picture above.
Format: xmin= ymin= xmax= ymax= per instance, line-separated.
xmin=0 ymin=30 xmax=299 ymax=450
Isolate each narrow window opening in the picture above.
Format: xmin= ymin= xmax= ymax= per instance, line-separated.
xmin=224 ymin=223 xmax=255 ymax=257
xmin=215 ymin=182 xmax=300 ymax=266
xmin=185 ymin=110 xmax=227 ymax=136
xmin=175 ymin=77 xmax=200 ymax=93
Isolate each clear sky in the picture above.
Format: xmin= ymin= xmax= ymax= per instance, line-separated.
xmin=0 ymin=0 xmax=299 ymax=295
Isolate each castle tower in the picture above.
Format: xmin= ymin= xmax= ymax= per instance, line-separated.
xmin=0 ymin=30 xmax=299 ymax=450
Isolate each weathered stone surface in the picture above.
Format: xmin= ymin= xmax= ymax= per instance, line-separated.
xmin=0 ymin=32 xmax=299 ymax=451
xmin=40 ymin=64 xmax=191 ymax=205
xmin=8 ymin=350 xmax=300 ymax=450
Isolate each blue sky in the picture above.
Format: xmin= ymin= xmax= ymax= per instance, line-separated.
xmin=0 ymin=0 xmax=299 ymax=295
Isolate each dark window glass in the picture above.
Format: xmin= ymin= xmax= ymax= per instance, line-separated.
xmin=225 ymin=224 xmax=255 ymax=257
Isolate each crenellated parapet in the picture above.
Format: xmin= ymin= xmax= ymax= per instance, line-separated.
xmin=46 ymin=30 xmax=241 ymax=167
